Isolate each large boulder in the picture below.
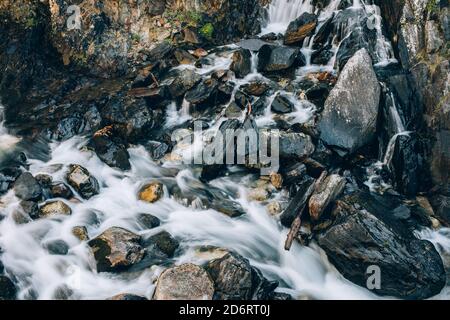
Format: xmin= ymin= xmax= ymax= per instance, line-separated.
xmin=88 ymin=227 xmax=145 ymax=273
xmin=66 ymin=165 xmax=100 ymax=200
xmin=318 ymin=49 xmax=381 ymax=154
xmin=317 ymin=193 xmax=446 ymax=299
xmin=154 ymin=264 xmax=214 ymax=300
xmin=257 ymin=45 xmax=300 ymax=73
xmin=205 ymin=252 xmax=277 ymax=300
xmin=284 ymin=13 xmax=318 ymax=45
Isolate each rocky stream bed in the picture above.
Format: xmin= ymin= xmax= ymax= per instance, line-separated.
xmin=0 ymin=0 xmax=449 ymax=300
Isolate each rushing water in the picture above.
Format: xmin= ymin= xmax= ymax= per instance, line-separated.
xmin=0 ymin=0 xmax=449 ymax=300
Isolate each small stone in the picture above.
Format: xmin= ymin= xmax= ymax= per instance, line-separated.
xmin=267 ymin=201 xmax=283 ymax=216
xmin=72 ymin=226 xmax=89 ymax=241
xmin=44 ymin=240 xmax=70 ymax=255
xmin=50 ymin=182 xmax=74 ymax=199
xmin=270 ymin=172 xmax=283 ymax=189
xmin=137 ymin=213 xmax=161 ymax=229
xmin=138 ymin=182 xmax=164 ymax=203
xmin=66 ymin=165 xmax=100 ymax=200
xmin=39 ymin=201 xmax=72 ymax=218
xmin=248 ymin=188 xmax=270 ymax=202
xmin=154 ymin=264 xmax=214 ymax=300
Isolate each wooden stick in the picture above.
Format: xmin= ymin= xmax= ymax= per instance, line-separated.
xmin=284 ymin=213 xmax=303 ymax=251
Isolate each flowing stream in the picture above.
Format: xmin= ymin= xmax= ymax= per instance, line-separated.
xmin=0 ymin=0 xmax=449 ymax=300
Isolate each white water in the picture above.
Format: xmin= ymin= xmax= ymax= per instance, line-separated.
xmin=263 ymin=0 xmax=314 ymax=35
xmin=0 ymin=136 xmax=377 ymax=300
xmin=0 ymin=0 xmax=448 ymax=301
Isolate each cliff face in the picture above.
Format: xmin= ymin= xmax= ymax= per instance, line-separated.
xmin=0 ymin=0 xmax=266 ymax=77
xmin=378 ymin=0 xmax=449 ymax=189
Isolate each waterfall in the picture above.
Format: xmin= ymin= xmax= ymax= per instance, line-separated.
xmin=0 ymin=104 xmax=21 ymax=161
xmin=382 ymin=94 xmax=410 ymax=166
xmin=262 ymin=0 xmax=313 ymax=34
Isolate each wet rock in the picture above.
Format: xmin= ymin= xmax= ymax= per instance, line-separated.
xmin=14 ymin=172 xmax=42 ymax=201
xmin=144 ymin=141 xmax=170 ymax=161
xmin=284 ymin=13 xmax=318 ymax=45
xmin=312 ymin=13 xmax=334 ymax=49
xmin=257 ymin=45 xmax=300 ymax=72
xmin=185 ymin=78 xmax=219 ymax=110
xmin=88 ymin=227 xmax=145 ymax=273
xmin=72 ymin=226 xmax=89 ymax=241
xmin=91 ymin=126 xmax=131 ymax=171
xmin=206 ymin=252 xmax=277 ymax=300
xmin=44 ymin=240 xmax=69 ymax=255
xmin=0 ymin=276 xmax=17 ymax=300
xmin=241 ymin=81 xmax=271 ymax=97
xmin=137 ymin=213 xmax=161 ymax=229
xmin=66 ymin=165 xmax=100 ymax=200
xmin=248 ymin=188 xmax=270 ymax=202
xmin=267 ymin=201 xmax=283 ymax=216
xmin=280 ymin=176 xmax=316 ymax=227
xmin=143 ymin=231 xmax=179 ymax=258
xmin=309 ymin=174 xmax=346 ymax=221
xmin=311 ymin=47 xmax=334 ymax=65
xmin=280 ymin=162 xmax=307 ymax=185
xmin=391 ymin=133 xmax=423 ymax=197
xmin=210 ymin=198 xmax=246 ymax=218
xmin=0 ymin=167 xmax=21 ymax=195
xmin=109 ymin=294 xmax=147 ymax=301
xmin=317 ymin=194 xmax=446 ymax=299
xmin=154 ymin=263 xmax=214 ymax=300
xmin=270 ymin=172 xmax=283 ymax=189
xmin=231 ymin=49 xmax=252 ymax=78
xmin=430 ymin=194 xmax=450 ymax=227
xmin=50 ymin=182 xmax=73 ymax=200
xmin=163 ymin=69 xmax=201 ymax=99
xmin=35 ymin=174 xmax=53 ymax=188
xmin=39 ymin=201 xmax=72 ymax=218
xmin=263 ymin=131 xmax=315 ymax=160
xmin=138 ymin=182 xmax=164 ymax=203
xmin=318 ymin=49 xmax=380 ymax=154
xmin=174 ymin=49 xmax=196 ymax=65
xmin=271 ymin=93 xmax=294 ymax=114
xmin=237 ymin=38 xmax=271 ymax=51
xmin=225 ymin=102 xmax=243 ymax=118
xmin=14 ymin=201 xmax=39 ymax=224
xmin=335 ymin=27 xmax=370 ymax=71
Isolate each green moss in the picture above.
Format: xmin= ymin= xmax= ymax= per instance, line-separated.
xmin=131 ymin=33 xmax=141 ymax=43
xmin=426 ymin=0 xmax=439 ymax=15
xmin=199 ymin=23 xmax=214 ymax=40
xmin=164 ymin=10 xmax=202 ymax=27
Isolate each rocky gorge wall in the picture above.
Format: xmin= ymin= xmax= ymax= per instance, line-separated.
xmin=376 ymin=0 xmax=449 ymax=190
xmin=0 ymin=0 xmax=266 ymax=77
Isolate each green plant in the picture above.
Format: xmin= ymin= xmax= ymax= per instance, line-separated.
xmin=199 ymin=23 xmax=214 ymax=39
xmin=426 ymin=0 xmax=440 ymax=15
xmin=131 ymin=33 xmax=141 ymax=43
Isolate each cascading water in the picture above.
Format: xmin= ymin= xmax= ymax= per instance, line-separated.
xmin=263 ymin=0 xmax=314 ymax=34
xmin=0 ymin=0 xmax=448 ymax=301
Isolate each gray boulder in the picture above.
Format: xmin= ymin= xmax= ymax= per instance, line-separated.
xmin=317 ymin=193 xmax=446 ymax=299
xmin=318 ymin=49 xmax=381 ymax=154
